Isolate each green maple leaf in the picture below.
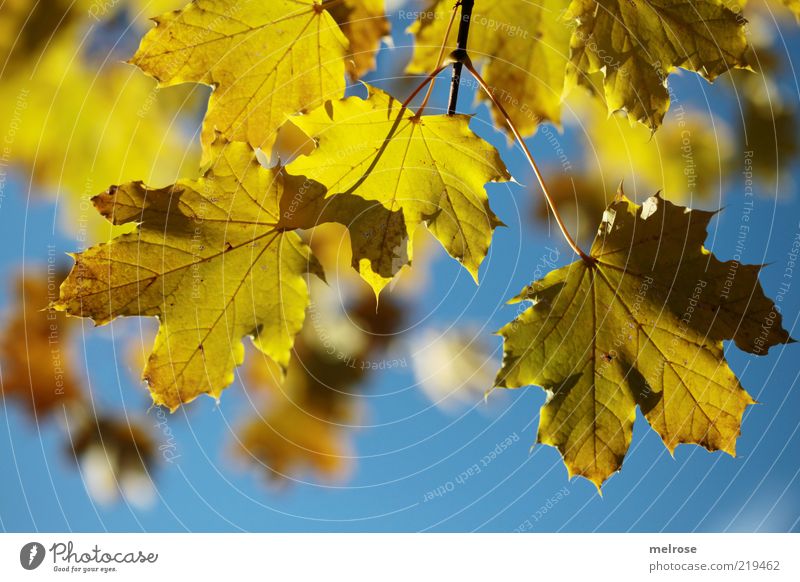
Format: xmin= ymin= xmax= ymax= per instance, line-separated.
xmin=497 ymin=191 xmax=793 ymax=488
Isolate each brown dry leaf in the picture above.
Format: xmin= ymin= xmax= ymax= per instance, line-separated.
xmin=0 ymin=270 xmax=82 ymax=416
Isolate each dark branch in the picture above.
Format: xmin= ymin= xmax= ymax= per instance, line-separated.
xmin=447 ymin=0 xmax=475 ymax=116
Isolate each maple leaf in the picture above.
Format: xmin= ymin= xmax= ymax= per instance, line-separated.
xmin=728 ymin=44 xmax=798 ymax=185
xmin=532 ymin=89 xmax=734 ymax=237
xmin=573 ymin=91 xmax=732 ymax=202
xmin=240 ymin=337 xmax=357 ymax=483
xmin=71 ymin=415 xmax=158 ymax=508
xmin=565 ymin=0 xmax=750 ymax=130
xmin=741 ymin=103 xmax=798 ymax=185
xmin=407 ymin=0 xmax=570 ymax=135
xmin=779 ymin=0 xmax=800 ymax=20
xmin=497 ymin=191 xmax=793 ymax=488
xmin=277 ymin=174 xmax=410 ymax=299
xmin=0 ymin=0 xmax=82 ymax=71
xmin=328 ymin=0 xmax=390 ymax=79
xmin=239 ymin=399 xmax=353 ymax=482
xmin=55 ymin=139 xmax=323 ymax=411
xmin=285 ymin=85 xmax=510 ymax=296
xmin=412 ymin=327 xmax=498 ymax=411
xmin=131 ymin=0 xmax=349 ymax=157
xmin=239 ymin=278 xmax=404 ymax=482
xmin=532 ymin=174 xmax=610 ymax=242
xmin=0 ymin=19 xmax=200 ymax=236
xmin=0 ymin=271 xmax=82 ymax=416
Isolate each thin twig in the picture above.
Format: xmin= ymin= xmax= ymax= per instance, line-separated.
xmin=415 ymin=1 xmax=462 ymax=118
xmin=447 ymin=0 xmax=475 ymax=115
xmin=464 ymin=60 xmax=593 ymax=264
xmin=402 ymin=64 xmax=450 ymax=110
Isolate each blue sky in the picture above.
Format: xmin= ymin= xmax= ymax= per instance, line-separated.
xmin=1 ymin=4 xmax=799 ymax=533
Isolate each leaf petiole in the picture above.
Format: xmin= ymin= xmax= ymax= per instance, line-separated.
xmin=463 ymin=59 xmax=594 ymax=265
xmin=401 ymin=64 xmax=451 ymax=111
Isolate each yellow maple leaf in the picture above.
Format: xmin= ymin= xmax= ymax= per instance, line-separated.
xmin=565 ymin=0 xmax=751 ymax=130
xmin=407 ymin=0 xmax=570 ymax=135
xmin=777 ymin=0 xmax=800 ymax=20
xmin=239 ymin=338 xmax=357 ymax=483
xmin=575 ymin=95 xmax=732 ymax=202
xmin=238 ymin=395 xmax=353 ymax=482
xmin=239 ymin=275 xmax=404 ymax=482
xmin=277 ymin=175 xmax=410 ymax=300
xmin=0 ymin=19 xmax=201 ymax=243
xmin=0 ymin=0 xmax=83 ymax=71
xmin=726 ymin=38 xmax=798 ymax=186
xmin=285 ymin=85 xmax=510 ymax=296
xmin=131 ymin=0 xmax=349 ymax=157
xmin=531 ymin=89 xmax=734 ymax=237
xmin=328 ymin=0 xmax=390 ymax=79
xmin=497 ymin=191 xmax=792 ymax=488
xmin=56 ymin=139 xmax=323 ymax=411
